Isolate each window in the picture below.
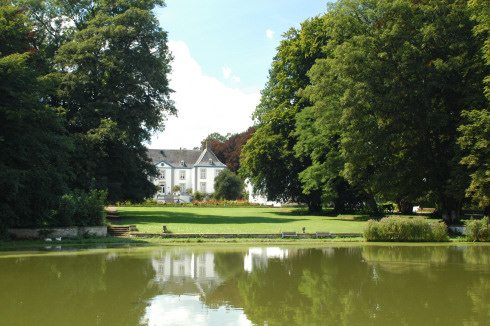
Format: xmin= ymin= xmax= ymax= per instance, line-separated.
xmin=160 ymin=163 xmax=165 ymax=167
xmin=159 ymin=170 xmax=165 ymax=180
xmin=200 ymin=168 xmax=206 ymax=179
xmin=179 ymin=171 xmax=185 ymax=180
xmin=200 ymin=182 xmax=206 ymax=192
xmin=215 ymin=169 xmax=220 ymax=177
xmin=209 ymin=159 xmax=213 ymax=165
xmin=159 ymin=183 xmax=166 ymax=194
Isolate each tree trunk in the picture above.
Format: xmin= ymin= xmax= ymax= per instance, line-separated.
xmin=308 ymin=200 xmax=323 ymax=213
xmin=437 ymin=195 xmax=462 ymax=225
xmin=366 ymin=189 xmax=380 ymax=216
xmin=397 ymin=199 xmax=413 ymax=215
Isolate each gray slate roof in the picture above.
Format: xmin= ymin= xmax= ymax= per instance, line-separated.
xmin=147 ymin=148 xmax=226 ymax=168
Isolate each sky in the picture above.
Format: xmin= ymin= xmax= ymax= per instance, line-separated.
xmin=147 ymin=0 xmax=329 ymax=149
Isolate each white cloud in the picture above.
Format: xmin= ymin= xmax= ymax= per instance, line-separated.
xmin=222 ymin=65 xmax=232 ymax=79
xmin=148 ymin=40 xmax=260 ymax=149
xmin=222 ymin=65 xmax=241 ymax=82
xmin=266 ymin=29 xmax=275 ymax=39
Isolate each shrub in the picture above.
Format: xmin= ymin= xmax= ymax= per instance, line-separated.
xmin=213 ymin=169 xmax=244 ymax=200
xmin=364 ymin=216 xmax=448 ymax=242
xmin=193 ymin=190 xmax=206 ymax=201
xmin=53 ymin=189 xmax=107 ymax=226
xmin=56 ymin=193 xmax=77 ymax=226
xmin=465 ymin=217 xmax=490 ymax=242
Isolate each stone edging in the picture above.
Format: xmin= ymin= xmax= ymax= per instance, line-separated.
xmin=130 ymin=232 xmax=363 ymax=239
xmin=8 ymin=226 xmax=107 ymax=239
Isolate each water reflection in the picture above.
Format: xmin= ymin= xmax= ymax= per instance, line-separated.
xmin=0 ymin=245 xmax=489 ymax=326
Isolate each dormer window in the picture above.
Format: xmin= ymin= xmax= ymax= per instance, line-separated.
xmin=180 ymin=160 xmax=185 ymax=166
xmin=209 ymin=159 xmax=213 ymax=165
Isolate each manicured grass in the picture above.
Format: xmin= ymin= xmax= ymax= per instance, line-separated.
xmin=114 ymin=206 xmax=368 ymax=234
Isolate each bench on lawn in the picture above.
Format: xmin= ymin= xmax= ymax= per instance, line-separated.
xmin=316 ymin=231 xmax=332 ymax=238
xmin=282 ymin=231 xmax=298 ymax=238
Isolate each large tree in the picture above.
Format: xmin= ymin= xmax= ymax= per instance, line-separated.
xmin=240 ymin=16 xmax=328 ymax=211
xmin=45 ymin=0 xmax=175 ymax=202
xmin=0 ymin=3 xmax=70 ymax=229
xmin=457 ymin=0 xmax=490 ymax=216
xmin=298 ymin=0 xmax=488 ymax=219
xmin=204 ymin=127 xmax=255 ymax=173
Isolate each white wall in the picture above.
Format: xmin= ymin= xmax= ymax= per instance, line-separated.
xmin=152 ymin=165 xmax=226 ymax=197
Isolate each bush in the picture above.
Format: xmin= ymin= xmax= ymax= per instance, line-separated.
xmin=364 ymin=216 xmax=448 ymax=242
xmin=53 ymin=189 xmax=107 ymax=226
xmin=465 ymin=217 xmax=490 ymax=242
xmin=213 ymin=169 xmax=244 ymax=200
xmin=193 ymin=190 xmax=206 ymax=201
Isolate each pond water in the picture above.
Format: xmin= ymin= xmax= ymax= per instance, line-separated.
xmin=0 ymin=244 xmax=489 ymax=326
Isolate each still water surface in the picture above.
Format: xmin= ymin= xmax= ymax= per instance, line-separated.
xmin=0 ymin=244 xmax=489 ymax=326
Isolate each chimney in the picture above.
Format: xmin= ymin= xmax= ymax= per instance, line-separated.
xmin=206 ymin=140 xmax=212 ymax=150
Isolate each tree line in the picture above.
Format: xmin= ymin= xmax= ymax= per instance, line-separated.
xmin=0 ymin=0 xmax=174 ymax=231
xmin=240 ymin=0 xmax=490 ymax=222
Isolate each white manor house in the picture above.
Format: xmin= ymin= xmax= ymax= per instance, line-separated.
xmin=147 ymin=141 xmax=226 ymax=200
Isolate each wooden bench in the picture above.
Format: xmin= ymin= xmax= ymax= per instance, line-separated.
xmin=316 ymin=231 xmax=332 ymax=238
xmin=282 ymin=231 xmax=298 ymax=238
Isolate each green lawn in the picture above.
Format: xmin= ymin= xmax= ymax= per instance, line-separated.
xmin=114 ymin=207 xmax=368 ymax=234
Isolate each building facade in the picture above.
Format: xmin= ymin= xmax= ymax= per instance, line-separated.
xmin=147 ymin=141 xmax=226 ymax=198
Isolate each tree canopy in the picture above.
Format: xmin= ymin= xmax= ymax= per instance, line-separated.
xmin=214 ymin=169 xmax=244 ymax=200
xmin=0 ymin=0 xmax=175 ymax=229
xmin=240 ymin=16 xmax=329 ymax=212
xmin=204 ymin=127 xmax=255 ymax=173
xmin=242 ymin=0 xmax=490 ymax=219
xmin=0 ymin=4 xmax=70 ymax=228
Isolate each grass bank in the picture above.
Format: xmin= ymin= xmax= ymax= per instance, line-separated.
xmin=113 ymin=206 xmax=369 ymax=234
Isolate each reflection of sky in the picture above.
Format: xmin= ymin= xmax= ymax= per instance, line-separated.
xmin=141 ymin=295 xmax=252 ymax=326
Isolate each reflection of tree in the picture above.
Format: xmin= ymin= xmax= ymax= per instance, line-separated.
xmin=296 ymin=249 xmax=371 ymax=325
xmin=359 ymin=246 xmax=490 ymax=326
xmin=207 ymin=251 xmax=246 ymax=309
xmin=236 ymin=246 xmax=490 ymax=326
xmin=237 ymin=248 xmax=372 ymax=325
xmin=463 ymin=246 xmax=490 ymax=265
xmin=362 ymin=246 xmax=449 ymax=273
xmin=213 ymin=251 xmax=244 ymax=280
xmin=465 ymin=276 xmax=490 ymax=325
xmin=0 ymin=250 xmax=159 ymax=325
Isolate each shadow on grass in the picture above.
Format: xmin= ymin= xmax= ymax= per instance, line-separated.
xmin=119 ymin=210 xmax=302 ymax=225
xmin=269 ymin=210 xmax=373 ymax=222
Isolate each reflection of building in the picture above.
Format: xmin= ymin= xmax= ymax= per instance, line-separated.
xmin=150 ymin=251 xmax=223 ymax=299
xmin=244 ymin=247 xmax=289 ymax=273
